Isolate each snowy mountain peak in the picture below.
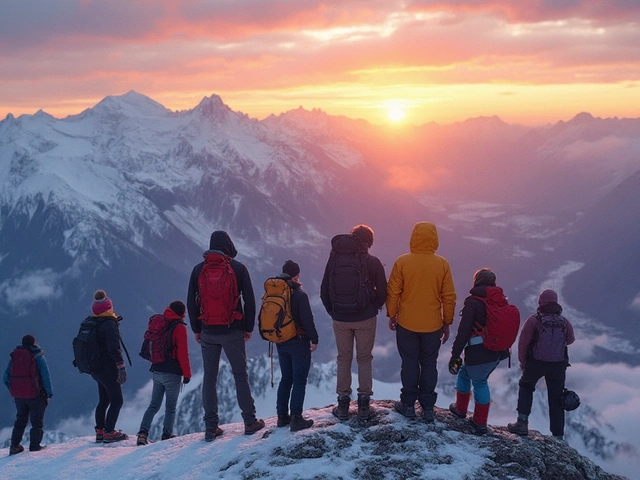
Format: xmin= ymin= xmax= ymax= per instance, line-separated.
xmin=192 ymin=94 xmax=233 ymax=121
xmin=85 ymin=90 xmax=170 ymax=119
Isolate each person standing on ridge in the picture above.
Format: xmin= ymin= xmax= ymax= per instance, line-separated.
xmin=187 ymin=230 xmax=265 ymax=441
xmin=136 ymin=300 xmax=192 ymax=446
xmin=387 ymin=221 xmax=457 ymax=423
xmin=88 ymin=290 xmax=129 ymax=443
xmin=507 ymin=289 xmax=575 ymax=439
xmin=4 ymin=334 xmax=53 ymax=455
xmin=273 ymin=260 xmax=319 ymax=432
xmin=321 ymin=224 xmax=387 ymax=421
xmin=448 ymin=268 xmax=513 ymax=434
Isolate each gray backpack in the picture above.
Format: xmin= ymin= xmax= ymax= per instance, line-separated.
xmin=531 ymin=313 xmax=568 ymax=362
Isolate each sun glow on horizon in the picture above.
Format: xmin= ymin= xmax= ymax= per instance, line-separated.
xmin=385 ymin=100 xmax=407 ymax=123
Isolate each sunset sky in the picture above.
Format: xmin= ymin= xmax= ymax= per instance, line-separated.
xmin=1 ymin=0 xmax=639 ymax=125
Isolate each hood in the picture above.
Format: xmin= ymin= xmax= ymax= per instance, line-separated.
xmin=163 ymin=307 xmax=184 ymax=321
xmin=409 ymin=222 xmax=439 ymax=254
xmin=208 ymin=231 xmax=238 ymax=258
xmin=16 ymin=345 xmax=42 ymax=354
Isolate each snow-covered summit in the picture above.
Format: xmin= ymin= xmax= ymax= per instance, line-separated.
xmin=0 ymin=401 xmax=625 ymax=480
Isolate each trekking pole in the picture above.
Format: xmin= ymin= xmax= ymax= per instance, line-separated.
xmin=269 ymin=342 xmax=274 ymax=388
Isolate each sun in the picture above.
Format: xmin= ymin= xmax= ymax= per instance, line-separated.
xmin=387 ymin=105 xmax=406 ymax=123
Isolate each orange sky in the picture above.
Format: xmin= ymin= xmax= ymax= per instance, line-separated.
xmin=1 ymin=1 xmax=639 ymax=125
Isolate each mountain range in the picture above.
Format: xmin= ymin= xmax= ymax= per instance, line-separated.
xmin=1 ymin=91 xmax=639 ymax=474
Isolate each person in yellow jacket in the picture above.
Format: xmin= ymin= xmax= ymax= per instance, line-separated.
xmin=387 ymin=221 xmax=457 ymax=423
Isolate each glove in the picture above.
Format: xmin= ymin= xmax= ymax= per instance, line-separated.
xmin=183 ymin=377 xmax=191 ymax=385
xmin=117 ymin=367 xmax=127 ymax=385
xmin=448 ymin=357 xmax=462 ymax=375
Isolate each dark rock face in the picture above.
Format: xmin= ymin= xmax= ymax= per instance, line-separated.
xmin=264 ymin=400 xmax=626 ymax=480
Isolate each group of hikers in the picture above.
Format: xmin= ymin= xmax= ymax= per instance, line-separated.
xmin=4 ymin=221 xmax=577 ymax=456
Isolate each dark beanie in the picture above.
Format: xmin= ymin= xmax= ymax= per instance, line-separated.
xmin=22 ymin=335 xmax=36 ymax=347
xmin=473 ymin=268 xmax=496 ymax=287
xmin=169 ymin=300 xmax=186 ymax=317
xmin=538 ymin=289 xmax=558 ymax=305
xmin=282 ymin=260 xmax=300 ymax=278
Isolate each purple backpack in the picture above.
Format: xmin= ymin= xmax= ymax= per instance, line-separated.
xmin=532 ymin=314 xmax=568 ymax=362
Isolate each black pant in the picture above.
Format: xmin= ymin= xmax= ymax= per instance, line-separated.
xmin=396 ymin=325 xmax=441 ymax=410
xmin=517 ymin=358 xmax=567 ymax=436
xmin=11 ymin=396 xmax=47 ymax=448
xmin=92 ymin=366 xmax=123 ymax=432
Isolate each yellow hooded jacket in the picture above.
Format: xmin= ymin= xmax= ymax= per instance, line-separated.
xmin=386 ymin=222 xmax=457 ymax=333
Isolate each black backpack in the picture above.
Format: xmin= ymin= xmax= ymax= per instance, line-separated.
xmin=327 ymin=234 xmax=373 ymax=315
xmin=72 ymin=317 xmax=104 ymax=374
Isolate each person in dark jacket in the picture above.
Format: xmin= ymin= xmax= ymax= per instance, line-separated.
xmin=275 ymin=260 xmax=319 ymax=432
xmin=187 ymin=230 xmax=264 ymax=441
xmin=4 ymin=335 xmax=53 ymax=455
xmin=507 ymin=289 xmax=575 ymax=439
xmin=137 ymin=301 xmax=192 ymax=446
xmin=320 ymin=224 xmax=387 ymax=420
xmin=89 ymin=289 xmax=129 ymax=443
xmin=448 ymin=269 xmax=510 ymax=434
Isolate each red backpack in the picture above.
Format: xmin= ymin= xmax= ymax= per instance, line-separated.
xmin=139 ymin=315 xmax=183 ymax=364
xmin=471 ymin=286 xmax=520 ymax=351
xmin=9 ymin=348 xmax=41 ymax=399
xmin=197 ymin=252 xmax=242 ymax=326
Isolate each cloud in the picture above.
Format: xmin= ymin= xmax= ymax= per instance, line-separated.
xmin=0 ymin=269 xmax=63 ymax=309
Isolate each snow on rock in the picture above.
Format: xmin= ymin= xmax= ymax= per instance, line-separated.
xmin=0 ymin=401 xmax=626 ymax=480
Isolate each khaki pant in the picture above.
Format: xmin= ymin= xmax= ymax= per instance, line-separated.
xmin=333 ymin=316 xmax=376 ymax=396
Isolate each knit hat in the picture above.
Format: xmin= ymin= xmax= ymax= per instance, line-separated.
xmin=22 ymin=334 xmax=36 ymax=347
xmin=538 ymin=289 xmax=558 ymax=305
xmin=92 ymin=289 xmax=113 ymax=315
xmin=169 ymin=300 xmax=186 ymax=318
xmin=473 ymin=268 xmax=496 ymax=287
xmin=282 ymin=260 xmax=300 ymax=278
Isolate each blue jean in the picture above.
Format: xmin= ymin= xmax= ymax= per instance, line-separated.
xmin=201 ymin=330 xmax=257 ymax=430
xmin=139 ymin=371 xmax=182 ymax=436
xmin=456 ymin=359 xmax=501 ymax=405
xmin=276 ymin=341 xmax=311 ymax=416
xmin=396 ymin=324 xmax=441 ymax=410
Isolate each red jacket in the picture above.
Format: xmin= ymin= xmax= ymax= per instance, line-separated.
xmin=158 ymin=307 xmax=192 ymax=379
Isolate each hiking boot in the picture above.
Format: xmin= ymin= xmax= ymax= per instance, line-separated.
xmin=103 ymin=430 xmax=129 ymax=443
xmin=394 ymin=400 xmax=416 ymax=419
xmin=357 ymin=394 xmax=371 ymax=420
xmin=29 ymin=444 xmax=46 ymax=452
xmin=9 ymin=444 xmax=24 ymax=456
xmin=290 ymin=414 xmax=314 ymax=432
xmin=136 ymin=432 xmax=148 ymax=446
xmin=449 ymin=391 xmax=472 ymax=418
xmin=244 ymin=418 xmax=265 ymax=435
xmin=422 ymin=408 xmax=435 ymax=424
xmin=95 ymin=427 xmax=104 ymax=443
xmin=332 ymin=395 xmax=351 ymax=421
xmin=161 ymin=433 xmax=175 ymax=440
xmin=507 ymin=419 xmax=529 ymax=436
xmin=204 ymin=427 xmax=223 ymax=442
xmin=277 ymin=414 xmax=291 ymax=427
xmin=470 ymin=403 xmax=490 ymax=435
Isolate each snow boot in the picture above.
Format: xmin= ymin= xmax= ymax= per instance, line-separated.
xmin=277 ymin=414 xmax=291 ymax=427
xmin=161 ymin=433 xmax=175 ymax=440
xmin=332 ymin=395 xmax=351 ymax=421
xmin=244 ymin=418 xmax=265 ymax=435
xmin=103 ymin=430 xmax=128 ymax=443
xmin=95 ymin=427 xmax=104 ymax=443
xmin=357 ymin=394 xmax=371 ymax=419
xmin=507 ymin=418 xmax=529 ymax=436
xmin=204 ymin=427 xmax=223 ymax=442
xmin=136 ymin=432 xmax=148 ymax=446
xmin=290 ymin=414 xmax=314 ymax=432
xmin=9 ymin=444 xmax=24 ymax=456
xmin=449 ymin=391 xmax=472 ymax=418
xmin=470 ymin=403 xmax=490 ymax=435
xmin=394 ymin=400 xmax=416 ymax=419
